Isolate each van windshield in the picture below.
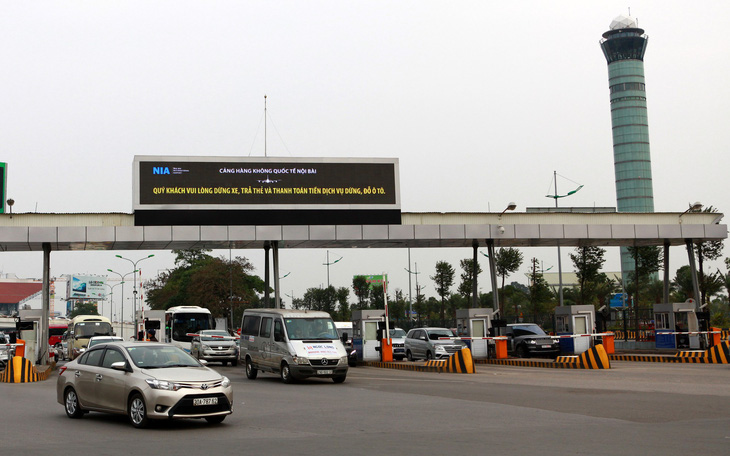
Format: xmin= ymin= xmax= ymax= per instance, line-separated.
xmin=284 ymin=318 xmax=338 ymax=340
xmin=74 ymin=322 xmax=113 ymax=339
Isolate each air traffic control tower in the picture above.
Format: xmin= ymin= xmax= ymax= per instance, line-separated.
xmin=600 ymin=15 xmax=655 ymax=275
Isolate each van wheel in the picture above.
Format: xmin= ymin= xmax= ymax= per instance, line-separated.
xmin=406 ymin=350 xmax=414 ymax=361
xmin=231 ymin=359 xmax=238 ymax=367
xmin=332 ymin=374 xmax=346 ymax=384
xmin=280 ymin=362 xmax=294 ymax=384
xmin=245 ymin=358 xmax=258 ymax=380
xmin=222 ymin=361 xmax=228 ymax=366
xmin=426 ymin=351 xmax=433 ymax=360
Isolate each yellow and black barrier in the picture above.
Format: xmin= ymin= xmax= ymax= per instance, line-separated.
xmin=423 ymin=348 xmax=475 ymax=373
xmin=0 ymin=356 xmax=54 ymax=383
xmin=576 ymin=344 xmax=611 ymax=369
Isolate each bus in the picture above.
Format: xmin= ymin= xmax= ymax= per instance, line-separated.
xmin=65 ymin=315 xmax=114 ymax=360
xmin=163 ymin=306 xmax=215 ymax=353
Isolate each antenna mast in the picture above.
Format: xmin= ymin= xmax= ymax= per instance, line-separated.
xmin=264 ymin=95 xmax=267 ymax=157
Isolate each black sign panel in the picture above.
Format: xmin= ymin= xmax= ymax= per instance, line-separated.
xmin=134 ymin=157 xmax=399 ymax=210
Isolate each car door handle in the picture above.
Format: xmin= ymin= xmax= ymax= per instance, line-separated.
xmin=95 ymin=374 xmax=103 ymax=381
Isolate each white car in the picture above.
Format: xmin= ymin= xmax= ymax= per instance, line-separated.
xmin=84 ymin=336 xmax=124 ymax=352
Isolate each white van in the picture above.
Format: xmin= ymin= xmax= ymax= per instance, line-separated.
xmin=239 ymin=309 xmax=349 ymax=384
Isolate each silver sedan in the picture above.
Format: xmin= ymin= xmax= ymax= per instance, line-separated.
xmin=57 ymin=341 xmax=233 ymax=428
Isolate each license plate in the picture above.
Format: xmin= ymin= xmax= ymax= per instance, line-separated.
xmin=541 ymin=345 xmax=552 ymax=348
xmin=193 ymin=397 xmax=218 ymax=406
xmin=318 ymin=369 xmax=333 ymax=375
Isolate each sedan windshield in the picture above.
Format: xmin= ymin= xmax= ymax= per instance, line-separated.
xmin=127 ymin=345 xmax=201 ymax=369
xmin=284 ymin=318 xmax=338 ymax=340
xmin=389 ymin=328 xmax=407 ymax=338
xmin=511 ymin=325 xmax=547 ymax=336
xmin=427 ymin=329 xmax=456 ymax=340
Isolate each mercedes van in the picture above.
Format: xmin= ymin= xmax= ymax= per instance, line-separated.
xmin=239 ymin=309 xmax=348 ymax=383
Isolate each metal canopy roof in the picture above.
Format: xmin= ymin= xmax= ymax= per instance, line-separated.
xmin=0 ymin=212 xmax=725 ymax=252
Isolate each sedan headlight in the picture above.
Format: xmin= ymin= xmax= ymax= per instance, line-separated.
xmin=146 ymin=378 xmax=181 ymax=391
xmin=221 ymin=376 xmax=230 ymax=388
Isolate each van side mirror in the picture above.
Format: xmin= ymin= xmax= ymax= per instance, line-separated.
xmin=341 ymin=332 xmax=348 ymax=344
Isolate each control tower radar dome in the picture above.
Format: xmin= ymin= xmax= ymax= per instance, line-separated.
xmin=610 ymin=15 xmax=638 ymax=30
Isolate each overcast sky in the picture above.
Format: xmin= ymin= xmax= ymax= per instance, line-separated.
xmin=2 ymin=2 xmax=729 ymax=319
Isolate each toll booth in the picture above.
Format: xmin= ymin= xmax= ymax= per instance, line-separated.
xmin=555 ymin=305 xmax=595 ymax=355
xmin=654 ymin=302 xmax=700 ymax=350
xmin=136 ymin=310 xmax=164 ymax=342
xmin=455 ymin=308 xmax=494 ymax=359
xmin=351 ymin=310 xmax=386 ymax=362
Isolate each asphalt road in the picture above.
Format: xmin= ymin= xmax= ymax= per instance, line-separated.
xmin=2 ymin=360 xmax=730 ymax=455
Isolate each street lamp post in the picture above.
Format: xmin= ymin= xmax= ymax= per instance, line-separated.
xmin=323 ymin=251 xmax=343 ymax=290
xmin=404 ymin=259 xmax=420 ymax=321
xmin=107 ymin=268 xmax=138 ymax=339
xmin=115 ymin=254 xmax=155 ymax=339
xmin=103 ymin=282 xmax=125 ymax=323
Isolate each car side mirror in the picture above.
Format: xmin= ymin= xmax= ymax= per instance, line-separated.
xmin=341 ymin=332 xmax=348 ymax=344
xmin=420 ymin=336 xmax=427 ymax=341
xmin=199 ymin=359 xmax=208 ymax=365
xmin=111 ymin=361 xmax=132 ymax=373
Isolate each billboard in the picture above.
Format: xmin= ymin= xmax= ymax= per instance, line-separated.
xmin=134 ymin=156 xmax=399 ymax=210
xmin=66 ymin=275 xmax=107 ymax=300
xmin=355 ymin=274 xmax=389 ymax=291
xmin=133 ymin=156 xmax=401 ymax=225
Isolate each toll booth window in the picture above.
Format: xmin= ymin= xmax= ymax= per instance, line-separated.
xmin=472 ymin=320 xmax=486 ymax=338
xmin=656 ymin=313 xmax=669 ymax=330
xmin=242 ymin=316 xmax=261 ymax=336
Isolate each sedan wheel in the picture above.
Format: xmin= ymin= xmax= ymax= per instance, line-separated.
xmin=129 ymin=394 xmax=149 ymax=428
xmin=205 ymin=415 xmax=226 ymax=424
xmin=516 ymin=344 xmax=528 ymax=358
xmin=64 ymin=388 xmax=84 ymax=419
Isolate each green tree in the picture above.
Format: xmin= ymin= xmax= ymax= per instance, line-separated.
xmin=691 ymin=206 xmax=725 ymax=306
xmin=352 ymin=276 xmax=370 ymax=310
xmin=527 ymin=258 xmax=554 ymax=320
xmin=494 ymin=248 xmax=523 ymax=317
xmin=457 ymin=258 xmax=482 ymax=306
xmin=144 ymin=249 xmax=265 ymax=323
xmin=431 ymin=261 xmax=455 ymax=321
xmin=69 ymin=301 xmax=100 ymax=319
xmin=569 ymin=246 xmax=606 ymax=305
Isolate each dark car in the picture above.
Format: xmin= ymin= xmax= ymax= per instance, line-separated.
xmin=505 ymin=323 xmax=560 ymax=358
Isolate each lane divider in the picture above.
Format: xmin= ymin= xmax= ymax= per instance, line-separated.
xmin=611 ymin=341 xmax=730 ymax=364
xmin=0 ymin=356 xmax=54 ymax=383
xmin=476 ymin=345 xmax=611 ymax=369
xmin=363 ymin=348 xmax=476 ymax=374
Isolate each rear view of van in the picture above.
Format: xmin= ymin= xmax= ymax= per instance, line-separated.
xmin=239 ymin=309 xmax=348 ymax=383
